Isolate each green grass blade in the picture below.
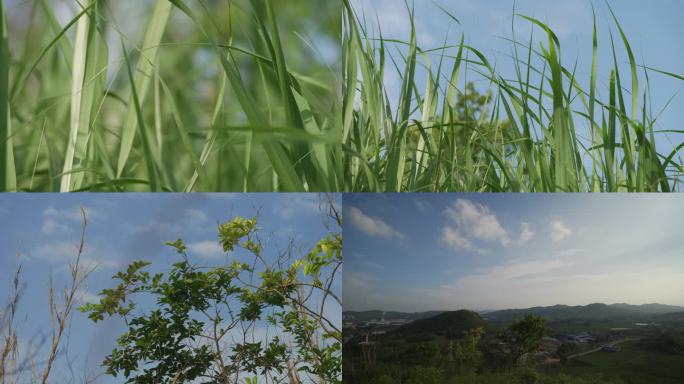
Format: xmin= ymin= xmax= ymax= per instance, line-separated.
xmin=116 ymin=0 xmax=172 ymax=178
xmin=169 ymin=0 xmax=305 ymax=191
xmin=59 ymin=2 xmax=91 ymax=192
xmin=0 ymin=0 xmax=15 ymax=191
xmin=121 ymin=40 xmax=163 ymax=192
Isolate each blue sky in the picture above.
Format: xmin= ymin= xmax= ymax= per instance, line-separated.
xmin=350 ymin=0 xmax=684 ymax=153
xmin=0 ymin=193 xmax=340 ymax=384
xmin=344 ymin=193 xmax=684 ymax=312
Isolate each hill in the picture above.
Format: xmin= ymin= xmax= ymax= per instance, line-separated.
xmin=344 ymin=304 xmax=684 ymax=325
xmin=611 ymin=303 xmax=684 ymax=315
xmin=393 ymin=310 xmax=485 ymax=338
xmin=485 ymin=303 xmax=684 ymax=322
xmin=655 ymin=311 xmax=684 ymax=323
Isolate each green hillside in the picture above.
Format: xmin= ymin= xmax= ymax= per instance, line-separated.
xmin=546 ymin=340 xmax=684 ymax=384
xmin=394 ymin=310 xmax=485 ymax=338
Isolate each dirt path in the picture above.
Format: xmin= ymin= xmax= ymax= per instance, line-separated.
xmin=542 ymin=338 xmax=639 ymax=365
xmin=566 ymin=338 xmax=639 ymax=360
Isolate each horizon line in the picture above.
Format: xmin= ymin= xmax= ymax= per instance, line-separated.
xmin=344 ymin=301 xmax=684 ymax=313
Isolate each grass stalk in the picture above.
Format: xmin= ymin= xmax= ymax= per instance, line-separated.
xmin=342 ymin=0 xmax=684 ymax=192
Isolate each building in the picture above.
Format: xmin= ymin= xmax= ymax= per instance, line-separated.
xmin=560 ymin=332 xmax=596 ymax=343
xmin=600 ymin=345 xmax=621 ymax=352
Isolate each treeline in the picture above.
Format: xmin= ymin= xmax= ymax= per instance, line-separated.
xmin=344 ymin=314 xmax=626 ymax=384
xmin=640 ymin=330 xmax=684 ymax=355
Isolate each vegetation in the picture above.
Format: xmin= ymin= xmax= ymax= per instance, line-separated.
xmin=342 ymin=0 xmax=684 ymax=192
xmin=393 ymin=310 xmax=485 ymax=339
xmin=1 ymin=0 xmax=340 ymax=192
xmin=547 ymin=340 xmax=684 ymax=384
xmin=640 ymin=330 xmax=684 ymax=355
xmin=2 ymin=199 xmax=342 ymax=383
xmin=78 ymin=207 xmax=342 ymax=383
xmin=1 ymin=208 xmax=93 ymax=383
xmin=498 ymin=314 xmax=547 ymax=366
xmin=344 ymin=311 xmax=549 ymax=383
xmin=344 ymin=306 xmax=684 ymax=384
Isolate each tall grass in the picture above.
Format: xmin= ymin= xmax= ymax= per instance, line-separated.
xmin=2 ymin=0 xmax=340 ymax=192
xmin=342 ymin=1 xmax=684 ymax=192
xmin=0 ymin=208 xmax=93 ymax=384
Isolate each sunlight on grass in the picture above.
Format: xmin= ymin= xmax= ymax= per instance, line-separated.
xmin=342 ymin=0 xmax=684 ymax=192
xmin=2 ymin=0 xmax=340 ymax=192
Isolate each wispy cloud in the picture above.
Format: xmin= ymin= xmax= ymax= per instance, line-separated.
xmin=31 ymin=241 xmax=119 ymax=271
xmin=184 ymin=208 xmax=209 ymax=223
xmin=518 ymin=222 xmax=535 ymax=244
xmin=444 ymin=198 xmax=510 ymax=247
xmin=42 ymin=218 xmax=73 ymax=235
xmin=187 ymin=240 xmax=223 ymax=259
xmin=414 ymin=198 xmax=430 ymax=212
xmin=76 ymin=289 xmax=101 ymax=304
xmin=441 ymin=227 xmax=487 ymax=255
xmin=274 ymin=194 xmax=323 ymax=219
xmin=343 ymin=194 xmax=684 ymax=312
xmin=348 ymin=206 xmax=403 ymax=239
xmin=42 ymin=205 xmax=97 ymax=235
xmin=134 ymin=208 xmax=212 ymax=236
xmin=551 ymin=220 xmax=572 ymax=241
xmin=424 ymin=261 xmax=684 ymax=311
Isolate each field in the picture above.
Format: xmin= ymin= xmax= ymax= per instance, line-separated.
xmin=546 ymin=341 xmax=684 ymax=384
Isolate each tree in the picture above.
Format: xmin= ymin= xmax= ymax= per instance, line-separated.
xmin=405 ymin=82 xmax=516 ymax=190
xmin=79 ymin=200 xmax=342 ymax=384
xmin=500 ymin=314 xmax=546 ymax=366
xmin=452 ymin=327 xmax=484 ymax=373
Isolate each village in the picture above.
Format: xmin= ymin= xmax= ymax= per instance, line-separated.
xmin=343 ymin=310 xmax=663 ymax=365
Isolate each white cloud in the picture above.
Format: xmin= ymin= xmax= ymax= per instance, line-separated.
xmin=275 ymin=194 xmax=322 ymax=219
xmin=558 ymin=248 xmax=584 ymax=257
xmin=184 ymin=208 xmax=209 ymax=223
xmin=76 ymin=289 xmax=101 ymax=304
xmin=42 ymin=218 xmax=72 ymax=235
xmin=441 ymin=227 xmax=487 ymax=255
xmin=31 ymin=241 xmax=119 ymax=271
xmin=134 ymin=219 xmax=180 ymax=236
xmin=187 ymin=241 xmax=224 ymax=259
xmin=32 ymin=241 xmax=80 ymax=263
xmin=418 ymin=259 xmax=576 ymax=309
xmin=134 ymin=208 xmax=213 ymax=236
xmin=43 ymin=206 xmax=96 ymax=221
xmin=414 ymin=199 xmax=430 ymax=212
xmin=348 ymin=206 xmax=403 ymax=239
xmin=518 ymin=222 xmax=535 ymax=244
xmin=444 ymin=199 xmax=510 ymax=245
xmin=422 ymin=261 xmax=684 ymax=311
xmin=469 ymin=259 xmax=574 ymax=281
xmin=42 ymin=205 xmax=98 ymax=235
xmin=551 ymin=220 xmax=572 ymax=241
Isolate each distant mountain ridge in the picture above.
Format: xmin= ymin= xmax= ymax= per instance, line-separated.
xmin=344 ymin=303 xmax=684 ymax=324
xmin=485 ymin=303 xmax=684 ymax=321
